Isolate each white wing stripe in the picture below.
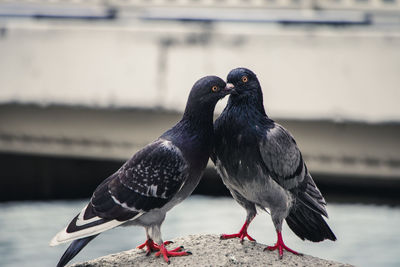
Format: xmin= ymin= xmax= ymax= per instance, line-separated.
xmin=49 ymin=209 xmax=143 ymax=246
xmin=75 ymin=205 xmax=101 ymax=226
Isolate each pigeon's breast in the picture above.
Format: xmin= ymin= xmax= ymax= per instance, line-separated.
xmin=215 ymin=128 xmax=264 ymax=185
xmin=216 ymin=157 xmax=292 ymax=211
xmin=215 ymin=125 xmax=292 ymax=209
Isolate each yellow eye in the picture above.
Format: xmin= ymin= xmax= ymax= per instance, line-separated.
xmin=211 ymin=85 xmax=219 ymax=92
xmin=241 ymin=76 xmax=248 ymax=83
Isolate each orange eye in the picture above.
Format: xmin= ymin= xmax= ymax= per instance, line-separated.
xmin=241 ymin=76 xmax=248 ymax=83
xmin=211 ymin=85 xmax=219 ymax=92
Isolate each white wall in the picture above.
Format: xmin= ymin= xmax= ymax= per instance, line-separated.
xmin=0 ymin=19 xmax=399 ymax=122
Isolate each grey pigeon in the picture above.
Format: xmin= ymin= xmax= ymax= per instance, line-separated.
xmin=212 ymin=68 xmax=336 ymax=259
xmin=50 ymin=76 xmax=233 ymax=266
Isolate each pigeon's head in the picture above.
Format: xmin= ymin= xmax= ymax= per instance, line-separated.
xmin=187 ymin=75 xmax=233 ymax=108
xmin=226 ymin=67 xmax=261 ymax=98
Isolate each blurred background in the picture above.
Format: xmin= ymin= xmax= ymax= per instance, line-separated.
xmin=0 ymin=0 xmax=400 ymax=266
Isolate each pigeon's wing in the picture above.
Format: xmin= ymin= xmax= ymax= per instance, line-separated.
xmin=259 ymin=123 xmax=327 ymax=217
xmin=50 ymin=139 xmax=189 ymax=246
xmin=259 ymin=123 xmax=304 ymax=189
xmin=92 ymin=139 xmax=189 ymax=217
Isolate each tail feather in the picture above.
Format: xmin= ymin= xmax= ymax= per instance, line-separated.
xmin=56 ymin=234 xmax=98 ymax=267
xmin=298 ymin=174 xmax=328 ymax=218
xmin=286 ymin=202 xmax=336 ymax=242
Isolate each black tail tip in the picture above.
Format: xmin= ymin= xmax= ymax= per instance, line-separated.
xmin=56 ymin=235 xmax=98 ymax=267
xmin=286 ymin=206 xmax=337 ymax=243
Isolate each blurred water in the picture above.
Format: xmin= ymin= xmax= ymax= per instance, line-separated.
xmin=0 ymin=196 xmax=399 ymax=267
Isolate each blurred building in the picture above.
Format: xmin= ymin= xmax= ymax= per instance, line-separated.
xmin=0 ymin=0 xmax=399 ymax=200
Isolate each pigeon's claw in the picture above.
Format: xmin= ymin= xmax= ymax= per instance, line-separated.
xmin=220 ymin=220 xmax=255 ymax=243
xmin=137 ymin=239 xmax=160 ymax=255
xmin=265 ymin=242 xmax=301 ymax=259
xmin=137 ymin=239 xmax=174 ymax=256
xmin=220 ymin=232 xmax=255 ymax=243
xmin=243 ymin=232 xmax=255 ymax=242
xmin=155 ymin=244 xmax=192 ymax=263
xmin=264 ymin=231 xmax=302 ymax=259
xmin=220 ymin=233 xmax=241 ymax=239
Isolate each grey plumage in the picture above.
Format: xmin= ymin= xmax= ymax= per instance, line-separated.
xmin=213 ymin=68 xmax=336 ymax=258
xmin=50 ymin=76 xmax=232 ymax=266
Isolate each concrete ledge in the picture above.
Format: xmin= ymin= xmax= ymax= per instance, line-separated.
xmin=70 ymin=234 xmax=352 ymax=267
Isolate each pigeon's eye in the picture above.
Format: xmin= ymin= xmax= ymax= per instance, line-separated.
xmin=211 ymin=85 xmax=219 ymax=92
xmin=241 ymin=76 xmax=248 ymax=83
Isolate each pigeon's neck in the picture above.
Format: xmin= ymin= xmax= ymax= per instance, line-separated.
xmin=181 ymin=102 xmax=215 ymax=134
xmin=162 ymin=100 xmax=216 ymax=145
xmin=162 ymin=104 xmax=214 ymax=172
xmin=227 ymin=92 xmax=267 ymax=117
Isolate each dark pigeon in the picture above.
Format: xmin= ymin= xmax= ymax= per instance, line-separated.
xmin=50 ymin=76 xmax=233 ymax=266
xmin=212 ymin=68 xmax=336 ymax=259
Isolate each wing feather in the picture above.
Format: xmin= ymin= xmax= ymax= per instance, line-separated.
xmin=260 ymin=124 xmax=305 ymax=189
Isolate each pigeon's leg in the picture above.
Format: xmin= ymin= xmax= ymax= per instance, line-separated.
xmin=266 ymin=209 xmax=302 ymax=259
xmin=150 ymin=225 xmax=191 ymax=264
xmin=221 ymin=190 xmax=257 ymax=243
xmin=264 ymin=230 xmax=302 ymax=259
xmin=220 ymin=217 xmax=256 ymax=243
xmin=137 ymin=228 xmax=173 ymax=256
xmin=264 ymin=203 xmax=302 ymax=259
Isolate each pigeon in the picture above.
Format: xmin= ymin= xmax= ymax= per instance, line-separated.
xmin=212 ymin=68 xmax=336 ymax=259
xmin=50 ymin=75 xmax=233 ymax=266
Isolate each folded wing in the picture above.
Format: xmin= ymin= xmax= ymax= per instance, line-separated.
xmin=259 ymin=123 xmax=327 ymax=217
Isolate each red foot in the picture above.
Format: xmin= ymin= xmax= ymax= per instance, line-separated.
xmin=137 ymin=239 xmax=173 ymax=256
xmin=264 ymin=231 xmax=302 ymax=259
xmin=220 ymin=220 xmax=255 ymax=243
xmin=155 ymin=244 xmax=192 ymax=264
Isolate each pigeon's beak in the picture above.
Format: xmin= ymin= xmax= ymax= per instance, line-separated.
xmin=224 ymin=83 xmax=237 ymax=95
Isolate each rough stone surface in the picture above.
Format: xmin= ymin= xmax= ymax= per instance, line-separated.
xmin=70 ymin=234 xmax=352 ymax=267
